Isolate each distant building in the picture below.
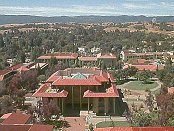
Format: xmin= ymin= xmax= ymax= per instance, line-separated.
xmin=78 ymin=53 xmax=117 ymax=68
xmin=123 ymin=64 xmax=164 ymax=71
xmin=120 ymin=50 xmax=167 ymax=62
xmin=33 ymin=68 xmax=123 ymax=115
xmin=37 ymin=52 xmax=78 ymax=67
xmin=78 ymin=46 xmax=87 ymax=54
xmin=91 ymin=47 xmax=101 ymax=53
xmin=37 ymin=52 xmax=117 ymax=69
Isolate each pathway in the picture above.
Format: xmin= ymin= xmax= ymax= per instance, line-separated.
xmin=63 ymin=117 xmax=86 ymax=131
xmin=89 ymin=116 xmax=127 ymax=126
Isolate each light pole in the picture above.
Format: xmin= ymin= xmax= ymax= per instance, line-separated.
xmin=104 ymin=113 xmax=106 ymax=122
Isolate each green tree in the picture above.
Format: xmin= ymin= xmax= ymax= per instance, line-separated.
xmin=131 ymin=111 xmax=153 ymax=127
xmin=0 ymin=34 xmax=4 ymax=48
xmin=135 ymin=70 xmax=152 ymax=83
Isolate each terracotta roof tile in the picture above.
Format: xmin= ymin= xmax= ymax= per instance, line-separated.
xmin=0 ymin=124 xmax=31 ymax=131
xmin=52 ymin=77 xmax=101 ymax=86
xmin=18 ymin=66 xmax=29 ymax=72
xmin=38 ymin=52 xmax=78 ymax=60
xmin=0 ymin=63 xmax=24 ymax=81
xmin=0 ymin=113 xmax=12 ymax=119
xmin=83 ymin=84 xmax=119 ymax=98
xmin=2 ymin=113 xmax=31 ymax=124
xmin=29 ymin=124 xmax=53 ymax=131
xmin=46 ymin=74 xmax=61 ymax=83
xmin=97 ymin=53 xmax=116 ymax=59
xmin=0 ymin=124 xmax=53 ymax=131
xmin=32 ymin=83 xmax=68 ymax=98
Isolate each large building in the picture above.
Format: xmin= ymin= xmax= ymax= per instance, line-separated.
xmin=37 ymin=52 xmax=117 ymax=68
xmin=120 ymin=50 xmax=167 ymax=62
xmin=33 ymin=68 xmax=123 ymax=115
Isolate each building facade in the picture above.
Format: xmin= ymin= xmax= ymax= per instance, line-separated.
xmin=33 ymin=68 xmax=123 ymax=115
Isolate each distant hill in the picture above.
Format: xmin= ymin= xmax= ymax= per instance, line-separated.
xmin=0 ymin=15 xmax=174 ymax=25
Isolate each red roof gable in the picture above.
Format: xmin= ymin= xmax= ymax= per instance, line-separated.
xmin=46 ymin=74 xmax=61 ymax=83
xmin=2 ymin=113 xmax=31 ymax=124
xmin=32 ymin=83 xmax=68 ymax=98
xmin=0 ymin=113 xmax=12 ymax=119
xmin=83 ymin=84 xmax=119 ymax=98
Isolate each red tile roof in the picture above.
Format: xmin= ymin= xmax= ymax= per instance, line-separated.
xmin=18 ymin=66 xmax=30 ymax=72
xmin=78 ymin=56 xmax=97 ymax=61
xmin=0 ymin=63 xmax=24 ymax=81
xmin=0 ymin=124 xmax=31 ymax=131
xmin=0 ymin=124 xmax=53 ymax=131
xmin=37 ymin=52 xmax=78 ymax=60
xmin=97 ymin=53 xmax=117 ymax=59
xmin=94 ymin=127 xmax=174 ymax=131
xmin=0 ymin=113 xmax=12 ymax=119
xmin=29 ymin=124 xmax=53 ymax=131
xmin=83 ymin=84 xmax=119 ymax=98
xmin=46 ymin=73 xmax=61 ymax=83
xmin=168 ymin=87 xmax=174 ymax=94
xmin=2 ymin=113 xmax=31 ymax=124
xmin=52 ymin=77 xmax=101 ymax=86
xmin=8 ymin=63 xmax=24 ymax=70
xmin=107 ymin=72 xmax=115 ymax=83
xmin=32 ymin=83 xmax=68 ymax=98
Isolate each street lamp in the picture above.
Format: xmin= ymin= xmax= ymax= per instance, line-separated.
xmin=104 ymin=113 xmax=107 ymax=122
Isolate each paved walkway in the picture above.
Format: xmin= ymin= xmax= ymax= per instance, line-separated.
xmin=89 ymin=116 xmax=127 ymax=126
xmin=63 ymin=117 xmax=86 ymax=131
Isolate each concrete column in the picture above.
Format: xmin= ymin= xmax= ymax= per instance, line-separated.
xmin=62 ymin=98 xmax=64 ymax=114
xmin=80 ymin=86 xmax=82 ymax=109
xmin=104 ymin=98 xmax=108 ymax=113
xmin=96 ymin=86 xmax=99 ymax=92
xmin=88 ymin=98 xmax=90 ymax=114
xmin=72 ymin=86 xmax=74 ymax=109
xmin=58 ymin=98 xmax=60 ymax=108
xmin=93 ymin=98 xmax=99 ymax=113
xmin=113 ymin=98 xmax=116 ymax=114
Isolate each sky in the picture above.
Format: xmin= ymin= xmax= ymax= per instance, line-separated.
xmin=0 ymin=0 xmax=174 ymax=16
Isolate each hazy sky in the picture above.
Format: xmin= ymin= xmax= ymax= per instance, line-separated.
xmin=0 ymin=0 xmax=174 ymax=16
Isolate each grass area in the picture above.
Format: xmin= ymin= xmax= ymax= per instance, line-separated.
xmin=96 ymin=121 xmax=130 ymax=128
xmin=124 ymin=81 xmax=158 ymax=90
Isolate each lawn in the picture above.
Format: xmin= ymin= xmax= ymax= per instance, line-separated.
xmin=96 ymin=121 xmax=130 ymax=128
xmin=124 ymin=81 xmax=158 ymax=90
